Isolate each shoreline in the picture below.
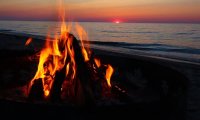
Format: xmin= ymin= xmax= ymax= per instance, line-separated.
xmin=0 ymin=31 xmax=199 ymax=70
xmin=1 ymin=29 xmax=200 ymax=64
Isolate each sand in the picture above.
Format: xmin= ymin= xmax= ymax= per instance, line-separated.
xmin=0 ymin=32 xmax=199 ymax=120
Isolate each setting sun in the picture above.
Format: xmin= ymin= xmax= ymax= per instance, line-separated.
xmin=114 ymin=20 xmax=120 ymax=24
xmin=115 ymin=21 xmax=120 ymax=24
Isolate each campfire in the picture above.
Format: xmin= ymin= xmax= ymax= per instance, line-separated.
xmin=26 ymin=5 xmax=124 ymax=105
xmin=0 ymin=1 xmax=188 ymax=119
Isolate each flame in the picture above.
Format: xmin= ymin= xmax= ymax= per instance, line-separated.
xmin=25 ymin=38 xmax=32 ymax=46
xmin=29 ymin=0 xmax=115 ymax=99
xmin=105 ymin=64 xmax=114 ymax=88
xmin=29 ymin=12 xmax=73 ymax=98
xmin=94 ymin=58 xmax=101 ymax=68
xmin=44 ymin=90 xmax=50 ymax=97
xmin=31 ymin=29 xmax=74 ymax=97
xmin=29 ymin=0 xmax=75 ymax=98
xmin=75 ymin=23 xmax=90 ymax=62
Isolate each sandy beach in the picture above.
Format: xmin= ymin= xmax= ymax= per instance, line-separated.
xmin=0 ymin=32 xmax=199 ymax=120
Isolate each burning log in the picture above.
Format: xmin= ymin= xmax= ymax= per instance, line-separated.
xmin=27 ymin=12 xmax=116 ymax=105
xmin=49 ymin=65 xmax=66 ymax=102
xmin=27 ymin=33 xmax=117 ymax=104
xmin=28 ymin=33 xmax=95 ymax=105
xmin=71 ymin=34 xmax=95 ymax=105
xmin=111 ymin=85 xmax=132 ymax=103
xmin=49 ymin=34 xmax=95 ymax=105
xmin=28 ymin=78 xmax=44 ymax=101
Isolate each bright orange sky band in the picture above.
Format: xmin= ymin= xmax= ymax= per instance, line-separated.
xmin=0 ymin=0 xmax=199 ymax=23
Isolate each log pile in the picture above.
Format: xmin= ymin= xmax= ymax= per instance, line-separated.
xmin=28 ymin=33 xmax=129 ymax=105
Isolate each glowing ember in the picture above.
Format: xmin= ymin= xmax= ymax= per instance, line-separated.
xmin=44 ymin=90 xmax=50 ymax=97
xmin=25 ymin=38 xmax=32 ymax=46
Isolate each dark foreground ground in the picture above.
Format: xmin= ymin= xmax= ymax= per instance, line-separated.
xmin=0 ymin=32 xmax=199 ymax=120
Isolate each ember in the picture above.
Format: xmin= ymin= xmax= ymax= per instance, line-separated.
xmin=25 ymin=38 xmax=32 ymax=46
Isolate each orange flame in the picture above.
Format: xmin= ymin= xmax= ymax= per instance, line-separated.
xmin=105 ymin=64 xmax=114 ymax=88
xmin=75 ymin=23 xmax=90 ymax=62
xmin=29 ymin=13 xmax=74 ymax=98
xmin=29 ymin=0 xmax=115 ymax=99
xmin=94 ymin=58 xmax=101 ymax=68
xmin=25 ymin=38 xmax=32 ymax=46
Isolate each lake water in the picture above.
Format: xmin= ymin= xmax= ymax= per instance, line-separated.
xmin=0 ymin=20 xmax=200 ymax=63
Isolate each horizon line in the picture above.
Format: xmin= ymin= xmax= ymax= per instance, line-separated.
xmin=0 ymin=19 xmax=200 ymax=24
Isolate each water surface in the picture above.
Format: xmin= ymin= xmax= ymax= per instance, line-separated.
xmin=0 ymin=21 xmax=200 ymax=63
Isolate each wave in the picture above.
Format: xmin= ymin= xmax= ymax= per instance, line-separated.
xmin=100 ymin=30 xmax=159 ymax=34
xmin=175 ymin=32 xmax=194 ymax=35
xmin=89 ymin=41 xmax=200 ymax=55
xmin=110 ymin=35 xmax=129 ymax=38
xmin=100 ymin=30 xmax=134 ymax=33
xmin=133 ymin=31 xmax=159 ymax=34
xmin=122 ymin=46 xmax=200 ymax=55
xmin=192 ymin=37 xmax=200 ymax=39
xmin=0 ymin=29 xmax=13 ymax=32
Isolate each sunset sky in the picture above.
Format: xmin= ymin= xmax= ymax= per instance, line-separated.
xmin=0 ymin=0 xmax=200 ymax=23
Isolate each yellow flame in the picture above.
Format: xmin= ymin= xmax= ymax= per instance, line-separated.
xmin=105 ymin=64 xmax=114 ymax=88
xmin=30 ymin=17 xmax=73 ymax=98
xmin=66 ymin=36 xmax=76 ymax=80
xmin=66 ymin=63 xmax=70 ymax=76
xmin=44 ymin=90 xmax=50 ymax=97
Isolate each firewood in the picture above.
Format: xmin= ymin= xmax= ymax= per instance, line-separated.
xmin=70 ymin=34 xmax=95 ymax=105
xmin=111 ymin=85 xmax=132 ymax=103
xmin=47 ymin=34 xmax=95 ymax=105
xmin=28 ymin=34 xmax=96 ymax=105
xmin=49 ymin=65 xmax=66 ymax=102
xmin=28 ymin=78 xmax=44 ymax=101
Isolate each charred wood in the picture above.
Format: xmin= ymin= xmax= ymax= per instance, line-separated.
xmin=49 ymin=66 xmax=66 ymax=102
xmin=70 ymin=34 xmax=95 ymax=105
xmin=111 ymin=85 xmax=132 ymax=103
xmin=28 ymin=78 xmax=44 ymax=101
